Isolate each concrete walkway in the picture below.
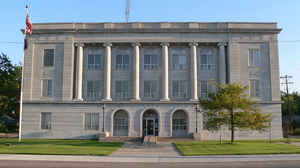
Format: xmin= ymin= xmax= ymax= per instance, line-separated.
xmin=111 ymin=141 xmax=180 ymax=157
xmin=1 ymin=154 xmax=300 ymax=163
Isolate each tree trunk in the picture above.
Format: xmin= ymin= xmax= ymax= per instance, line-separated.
xmin=231 ymin=109 xmax=234 ymax=144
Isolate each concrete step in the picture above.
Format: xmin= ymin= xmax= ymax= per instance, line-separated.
xmin=99 ymin=137 xmax=141 ymax=142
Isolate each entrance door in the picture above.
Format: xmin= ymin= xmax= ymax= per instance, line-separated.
xmin=142 ymin=110 xmax=159 ymax=137
xmin=146 ymin=119 xmax=155 ymax=136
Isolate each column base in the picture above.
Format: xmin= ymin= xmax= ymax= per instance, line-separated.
xmin=160 ymin=98 xmax=170 ymax=101
xmin=73 ymin=98 xmax=84 ymax=101
xmin=131 ymin=98 xmax=141 ymax=102
xmin=102 ymin=98 xmax=112 ymax=101
xmin=190 ymin=99 xmax=198 ymax=102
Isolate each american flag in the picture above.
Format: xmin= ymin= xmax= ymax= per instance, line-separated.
xmin=25 ymin=14 xmax=33 ymax=35
xmin=24 ymin=6 xmax=33 ymax=50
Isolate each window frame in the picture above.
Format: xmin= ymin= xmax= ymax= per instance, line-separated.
xmin=248 ymin=48 xmax=260 ymax=67
xmin=88 ymin=54 xmax=102 ymax=71
xmin=198 ymin=49 xmax=216 ymax=71
xmin=144 ymin=54 xmax=158 ymax=70
xmin=84 ymin=112 xmax=99 ymax=130
xmin=43 ymin=49 xmax=55 ymax=67
xmin=41 ymin=112 xmax=52 ymax=130
xmin=116 ymin=54 xmax=129 ymax=70
xmin=41 ymin=79 xmax=53 ymax=97
xmin=144 ymin=80 xmax=158 ymax=98
xmin=249 ymin=79 xmax=260 ymax=98
xmin=115 ymin=80 xmax=129 ymax=99
xmin=172 ymin=80 xmax=188 ymax=98
xmin=87 ymin=80 xmax=101 ymax=100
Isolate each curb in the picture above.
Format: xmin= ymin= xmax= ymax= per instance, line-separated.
xmin=1 ymin=154 xmax=300 ymax=163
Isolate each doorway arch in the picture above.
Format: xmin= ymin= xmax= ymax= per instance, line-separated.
xmin=142 ymin=109 xmax=159 ymax=136
xmin=113 ymin=110 xmax=129 ymax=136
xmin=172 ymin=110 xmax=188 ymax=137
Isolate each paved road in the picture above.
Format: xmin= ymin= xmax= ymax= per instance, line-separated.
xmin=1 ymin=160 xmax=300 ymax=168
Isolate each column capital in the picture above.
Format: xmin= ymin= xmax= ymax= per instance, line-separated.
xmin=160 ymin=42 xmax=170 ymax=47
xmin=189 ymin=42 xmax=198 ymax=47
xmin=218 ymin=42 xmax=227 ymax=47
xmin=75 ymin=43 xmax=85 ymax=47
xmin=132 ymin=42 xmax=141 ymax=47
xmin=103 ymin=42 xmax=112 ymax=47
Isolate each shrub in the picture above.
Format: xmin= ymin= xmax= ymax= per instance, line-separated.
xmin=293 ymin=128 xmax=300 ymax=135
xmin=0 ymin=121 xmax=7 ymax=133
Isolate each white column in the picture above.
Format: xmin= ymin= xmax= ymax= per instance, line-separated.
xmin=76 ymin=43 xmax=84 ymax=100
xmin=218 ymin=42 xmax=227 ymax=85
xmin=189 ymin=42 xmax=198 ymax=101
xmin=161 ymin=42 xmax=169 ymax=101
xmin=132 ymin=42 xmax=141 ymax=101
xmin=103 ymin=43 xmax=112 ymax=101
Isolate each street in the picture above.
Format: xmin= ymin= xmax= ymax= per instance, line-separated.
xmin=1 ymin=160 xmax=300 ymax=168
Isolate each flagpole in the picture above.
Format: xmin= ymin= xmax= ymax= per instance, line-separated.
xmin=18 ymin=5 xmax=29 ymax=143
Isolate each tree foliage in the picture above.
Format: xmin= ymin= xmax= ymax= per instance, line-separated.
xmin=281 ymin=91 xmax=300 ymax=116
xmin=0 ymin=53 xmax=21 ymax=131
xmin=281 ymin=91 xmax=300 ymax=129
xmin=199 ymin=83 xmax=272 ymax=144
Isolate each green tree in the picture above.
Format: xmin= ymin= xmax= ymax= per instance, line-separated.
xmin=199 ymin=83 xmax=272 ymax=144
xmin=0 ymin=53 xmax=22 ymax=131
xmin=281 ymin=91 xmax=300 ymax=129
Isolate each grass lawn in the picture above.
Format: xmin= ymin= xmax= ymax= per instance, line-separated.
xmin=0 ymin=138 xmax=123 ymax=156
xmin=175 ymin=140 xmax=300 ymax=156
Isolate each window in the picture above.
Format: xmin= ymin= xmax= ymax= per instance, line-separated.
xmin=248 ymin=49 xmax=260 ymax=67
xmin=116 ymin=55 xmax=129 ymax=70
xmin=44 ymin=49 xmax=54 ymax=67
xmin=42 ymin=79 xmax=53 ymax=97
xmin=199 ymin=50 xmax=215 ymax=71
xmin=115 ymin=80 xmax=129 ymax=99
xmin=249 ymin=79 xmax=260 ymax=97
xmin=41 ymin=112 xmax=51 ymax=130
xmin=144 ymin=54 xmax=158 ymax=70
xmin=144 ymin=80 xmax=157 ymax=98
xmin=85 ymin=113 xmax=99 ymax=130
xmin=199 ymin=80 xmax=208 ymax=98
xmin=87 ymin=80 xmax=101 ymax=99
xmin=172 ymin=54 xmax=187 ymax=70
xmin=172 ymin=80 xmax=188 ymax=98
xmin=88 ymin=54 xmax=102 ymax=70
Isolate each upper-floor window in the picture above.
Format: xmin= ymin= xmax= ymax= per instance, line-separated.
xmin=172 ymin=80 xmax=188 ymax=98
xmin=116 ymin=54 xmax=129 ymax=70
xmin=88 ymin=54 xmax=102 ymax=70
xmin=248 ymin=49 xmax=260 ymax=67
xmin=87 ymin=80 xmax=101 ymax=99
xmin=249 ymin=79 xmax=260 ymax=98
xmin=144 ymin=80 xmax=158 ymax=98
xmin=41 ymin=112 xmax=52 ymax=130
xmin=84 ymin=112 xmax=99 ymax=130
xmin=144 ymin=54 xmax=158 ymax=70
xmin=42 ymin=79 xmax=53 ymax=97
xmin=199 ymin=49 xmax=215 ymax=71
xmin=44 ymin=49 xmax=54 ymax=67
xmin=172 ymin=54 xmax=187 ymax=70
xmin=115 ymin=80 xmax=129 ymax=99
xmin=199 ymin=80 xmax=215 ymax=99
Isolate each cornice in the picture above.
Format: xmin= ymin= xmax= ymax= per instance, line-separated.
xmin=29 ymin=28 xmax=282 ymax=35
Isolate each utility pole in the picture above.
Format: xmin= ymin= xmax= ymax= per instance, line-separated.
xmin=280 ymin=75 xmax=293 ymax=140
xmin=126 ymin=0 xmax=130 ymax=23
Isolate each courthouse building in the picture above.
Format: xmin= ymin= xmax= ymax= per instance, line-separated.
xmin=21 ymin=22 xmax=283 ymax=139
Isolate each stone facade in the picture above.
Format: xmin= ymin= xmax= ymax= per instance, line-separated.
xmin=20 ymin=22 xmax=283 ymax=140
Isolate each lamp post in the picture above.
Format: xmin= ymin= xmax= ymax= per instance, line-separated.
xmin=102 ymin=104 xmax=105 ymax=133
xmin=195 ymin=104 xmax=199 ymax=134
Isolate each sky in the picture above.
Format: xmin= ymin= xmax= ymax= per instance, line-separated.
xmin=0 ymin=0 xmax=299 ymax=92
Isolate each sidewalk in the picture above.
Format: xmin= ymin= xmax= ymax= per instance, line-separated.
xmin=1 ymin=154 xmax=300 ymax=163
xmin=111 ymin=141 xmax=180 ymax=157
